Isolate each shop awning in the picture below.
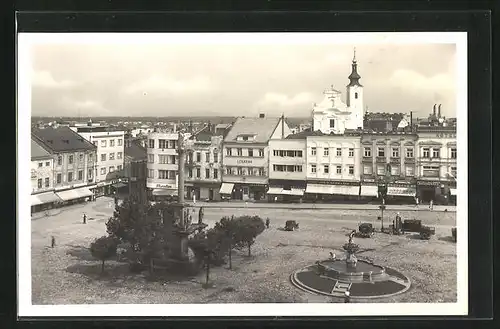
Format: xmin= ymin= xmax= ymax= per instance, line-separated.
xmin=387 ymin=186 xmax=416 ymax=197
xmin=267 ymin=187 xmax=283 ymax=195
xmin=112 ymin=182 xmax=128 ymax=189
xmin=56 ymin=187 xmax=93 ymax=201
xmin=331 ymin=185 xmax=360 ymax=196
xmin=31 ymin=191 xmax=61 ymax=206
xmin=305 ymin=184 xmax=332 ymax=194
xmin=219 ymin=183 xmax=234 ymax=195
xmin=280 ymin=188 xmax=305 ymax=196
xmin=360 ymin=185 xmax=379 ymax=197
xmin=152 ymin=188 xmax=178 ymax=196
xmin=450 ymin=188 xmax=457 ymax=196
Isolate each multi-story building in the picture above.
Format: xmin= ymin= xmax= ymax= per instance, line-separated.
xmin=416 ymin=125 xmax=457 ymax=204
xmin=185 ymin=124 xmax=227 ymax=201
xmin=304 ymin=132 xmax=362 ymax=201
xmin=30 ymin=138 xmax=60 ymax=212
xmin=267 ymin=136 xmax=307 ymax=202
xmin=124 ymin=138 xmax=148 ymax=204
xmin=220 ymin=115 xmax=292 ymax=201
xmin=32 ymin=126 xmax=97 ymax=204
xmin=70 ymin=121 xmax=126 ymax=197
xmin=146 ymin=130 xmax=180 ymax=201
xmin=360 ymin=131 xmax=418 ymax=202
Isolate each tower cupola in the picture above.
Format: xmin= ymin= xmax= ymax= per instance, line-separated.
xmin=347 ymin=48 xmax=362 ymax=87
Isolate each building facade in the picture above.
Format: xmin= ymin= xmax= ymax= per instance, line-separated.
xmin=416 ymin=126 xmax=457 ymax=204
xmin=312 ymin=51 xmax=364 ymax=134
xmin=360 ymin=132 xmax=418 ymax=202
xmin=304 ymin=133 xmax=362 ymax=201
xmin=185 ymin=125 xmax=224 ymax=202
xmin=30 ymin=138 xmax=60 ymax=212
xmin=267 ymin=138 xmax=307 ymax=201
xmin=70 ymin=122 xmax=126 ymax=197
xmin=221 ymin=115 xmax=292 ymax=201
xmin=32 ymin=127 xmax=97 ymax=205
xmin=146 ymin=131 xmax=180 ymax=200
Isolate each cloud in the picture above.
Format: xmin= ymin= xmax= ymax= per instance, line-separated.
xmin=257 ymin=92 xmax=315 ymax=108
xmin=123 ymin=75 xmax=214 ymax=95
xmin=389 ymin=69 xmax=454 ymax=96
xmin=32 ymin=70 xmax=77 ymax=89
xmin=58 ymin=97 xmax=112 ymax=116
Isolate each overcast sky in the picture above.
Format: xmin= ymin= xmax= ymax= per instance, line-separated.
xmin=30 ymin=39 xmax=457 ymax=118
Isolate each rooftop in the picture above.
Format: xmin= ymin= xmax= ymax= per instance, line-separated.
xmin=31 ymin=138 xmax=52 ymax=159
xmin=224 ymin=117 xmax=281 ymax=144
xmin=125 ymin=141 xmax=147 ymax=161
xmin=32 ymin=126 xmax=97 ymax=153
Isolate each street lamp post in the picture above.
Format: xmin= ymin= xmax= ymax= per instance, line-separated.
xmin=379 ymin=163 xmax=393 ymax=232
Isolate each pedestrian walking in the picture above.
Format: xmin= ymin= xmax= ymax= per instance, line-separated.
xmin=198 ymin=206 xmax=204 ymax=224
xmin=415 ymin=196 xmax=419 ymax=207
xmin=274 ymin=196 xmax=278 ymax=203
xmin=429 ymin=199 xmax=434 ymax=211
xmin=344 ymin=291 xmax=351 ymax=303
xmin=83 ymin=213 xmax=87 ymax=224
xmin=265 ymin=218 xmax=270 ymax=229
xmin=51 ymin=236 xmax=56 ymax=248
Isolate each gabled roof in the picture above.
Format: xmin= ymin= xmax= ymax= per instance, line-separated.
xmin=31 ymin=138 xmax=52 ymax=159
xmin=224 ymin=117 xmax=280 ymax=144
xmin=285 ymin=129 xmax=321 ymax=139
xmin=32 ymin=126 xmax=97 ymax=153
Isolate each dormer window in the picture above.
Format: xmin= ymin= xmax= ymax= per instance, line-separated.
xmin=355 ymin=92 xmax=358 ymax=99
xmin=330 ymin=119 xmax=335 ymax=128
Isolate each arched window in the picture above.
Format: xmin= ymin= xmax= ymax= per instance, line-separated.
xmin=354 ymin=92 xmax=358 ymax=99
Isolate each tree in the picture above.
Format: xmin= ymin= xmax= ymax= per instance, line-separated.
xmin=233 ymin=216 xmax=265 ymax=257
xmin=90 ymin=236 xmax=118 ymax=274
xmin=213 ymin=216 xmax=238 ymax=269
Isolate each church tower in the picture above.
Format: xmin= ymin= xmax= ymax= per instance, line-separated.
xmin=346 ymin=48 xmax=364 ymax=130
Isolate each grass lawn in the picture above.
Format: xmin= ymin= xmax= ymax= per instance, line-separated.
xmin=30 ymin=197 xmax=457 ymax=304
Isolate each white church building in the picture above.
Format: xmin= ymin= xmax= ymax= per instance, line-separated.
xmin=312 ymin=50 xmax=364 ymax=134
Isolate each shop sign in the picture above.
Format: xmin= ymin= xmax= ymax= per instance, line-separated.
xmin=436 ymin=133 xmax=456 ymax=138
xmin=156 ymin=183 xmax=175 ymax=189
xmin=309 ymin=179 xmax=360 ymax=186
xmin=237 ymin=159 xmax=253 ymax=164
xmin=417 ymin=180 xmax=441 ymax=186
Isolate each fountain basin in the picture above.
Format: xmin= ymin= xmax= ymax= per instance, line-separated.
xmin=317 ymin=259 xmax=386 ymax=283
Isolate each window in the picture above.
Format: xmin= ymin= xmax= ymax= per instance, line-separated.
xmin=213 ymin=169 xmax=218 ymax=179
xmin=392 ymin=148 xmax=399 ymax=158
xmin=423 ymin=165 xmax=440 ymax=177
xmin=311 ymin=164 xmax=317 ymax=173
xmin=68 ymin=172 xmax=73 ymax=182
xmin=148 ymin=154 xmax=154 ymax=163
xmin=101 ymin=154 xmax=107 ymax=162
xmin=158 ymin=170 xmax=169 ymax=179
xmin=258 ymin=168 xmax=265 ymax=176
xmin=451 ymin=148 xmax=457 ymax=159
xmin=38 ymin=162 xmax=43 ymax=168
xmin=188 ymin=169 xmax=193 ymax=178
xmin=205 ymin=168 xmax=210 ymax=178
xmin=213 ymin=151 xmax=218 ymax=163
xmin=378 ymin=147 xmax=385 ymax=157
xmin=206 ymin=152 xmax=210 ymax=163
xmin=101 ymin=167 xmax=107 ymax=175
xmin=109 ymin=153 xmax=115 ymax=160
xmin=405 ymin=166 xmax=414 ymax=176
xmin=79 ymin=153 xmax=84 ymax=162
xmin=89 ymin=153 xmax=93 ymax=161
xmin=432 ymin=148 xmax=440 ymax=158
xmin=158 ymin=139 xmax=167 ymax=149
xmin=56 ymin=173 xmax=62 ymax=184
xmin=258 ymin=149 xmax=264 ymax=157
xmin=391 ymin=166 xmax=400 ymax=176
xmin=451 ymin=166 xmax=457 ymax=177
xmin=348 ymin=165 xmax=354 ymax=175
xmin=101 ymin=140 xmax=107 ymax=147
xmin=117 ymin=165 xmax=122 ymax=171
xmin=248 ymin=149 xmax=254 ymax=157
xmin=406 ymin=148 xmax=414 ymax=158
xmin=110 ymin=139 xmax=115 ymax=147
xmin=148 ymin=169 xmax=154 ymax=178
xmin=109 ymin=166 xmax=114 ymax=173
xmin=88 ymin=169 xmax=93 ymax=179
xmin=237 ymin=168 xmax=242 ymax=176
xmin=117 ymin=152 xmax=122 ymax=159
xmin=196 ymin=152 xmax=201 ymax=162
xmin=311 ymin=147 xmax=317 ymax=155
xmin=324 ymin=148 xmax=329 ymax=156
xmin=336 ymin=148 xmax=342 ymax=156
xmin=272 ymin=165 xmax=303 ymax=172
xmin=330 ymin=119 xmax=335 ymax=128
xmin=148 ymin=139 xmax=155 ymax=148
xmin=324 ymin=165 xmax=329 ymax=174
xmin=237 ymin=148 xmax=242 ymax=156
xmin=169 ymin=171 xmax=176 ymax=180
xmin=363 ymin=165 xmax=373 ymax=175
xmin=364 ymin=147 xmax=371 ymax=157
xmin=226 ymin=167 xmax=232 ymax=175
xmin=158 ymin=155 xmax=168 ymax=164
xmin=37 ymin=179 xmax=42 ymax=189
xmin=118 ymin=139 xmax=123 ymax=146
xmin=171 ymin=155 xmax=176 ymax=164
xmin=57 ymin=156 xmax=62 ymax=166
xmin=422 ymin=147 xmax=430 ymax=158
xmin=226 ymin=148 xmax=232 ymax=156
xmin=68 ymin=155 xmax=74 ymax=164
xmin=354 ymin=92 xmax=358 ymax=99
xmin=336 ymin=165 xmax=342 ymax=174
xmin=196 ymin=168 xmax=201 ymax=178
xmin=349 ymin=148 xmax=354 ymax=157
xmin=377 ymin=165 xmax=385 ymax=176
xmin=78 ymin=170 xmax=83 ymax=180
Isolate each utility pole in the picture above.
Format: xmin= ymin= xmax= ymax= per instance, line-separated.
xmin=177 ymin=132 xmax=185 ymax=204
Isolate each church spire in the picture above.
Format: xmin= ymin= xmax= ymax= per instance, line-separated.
xmin=347 ymin=47 xmax=362 ymax=87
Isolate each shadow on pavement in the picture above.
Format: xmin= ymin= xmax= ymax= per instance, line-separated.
xmin=66 ymin=245 xmax=95 ymax=261
xmin=65 ymin=262 xmax=137 ymax=282
xmin=438 ymin=236 xmax=456 ymax=243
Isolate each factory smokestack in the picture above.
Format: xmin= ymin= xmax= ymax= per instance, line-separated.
xmin=433 ymin=104 xmax=436 ymax=116
xmin=438 ymin=104 xmax=442 ymax=118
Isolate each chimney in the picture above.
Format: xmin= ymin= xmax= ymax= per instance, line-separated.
xmin=410 ymin=111 xmax=413 ymax=132
xmin=281 ymin=113 xmax=285 ymax=139
xmin=433 ymin=104 xmax=436 ymax=116
xmin=438 ymin=104 xmax=442 ymax=118
xmin=259 ymin=113 xmax=265 ymax=118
